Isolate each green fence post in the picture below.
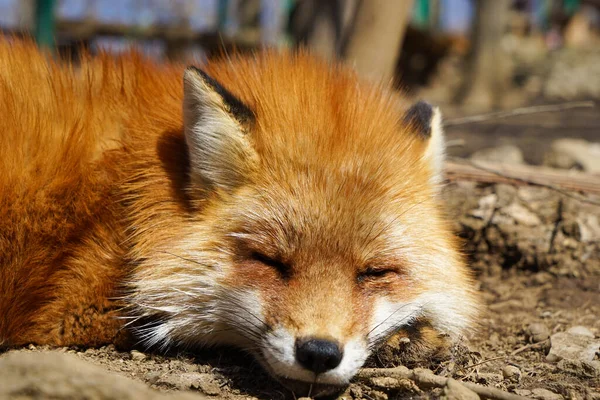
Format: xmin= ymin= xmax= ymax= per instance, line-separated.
xmin=218 ymin=0 xmax=229 ymax=30
xmin=563 ymin=0 xmax=580 ymax=15
xmin=413 ymin=0 xmax=430 ymax=29
xmin=34 ymin=0 xmax=56 ymax=49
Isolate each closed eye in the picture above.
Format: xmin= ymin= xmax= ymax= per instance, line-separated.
xmin=357 ymin=267 xmax=397 ymax=283
xmin=250 ymin=251 xmax=290 ymax=279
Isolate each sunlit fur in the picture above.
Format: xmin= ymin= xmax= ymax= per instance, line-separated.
xmin=0 ymin=38 xmax=479 ymax=392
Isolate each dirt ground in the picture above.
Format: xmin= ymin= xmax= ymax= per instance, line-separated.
xmin=2 ymin=47 xmax=600 ymax=399
xmin=5 ymin=181 xmax=599 ymax=400
xmin=8 ymin=267 xmax=598 ymax=399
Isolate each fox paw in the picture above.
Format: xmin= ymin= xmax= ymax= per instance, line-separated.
xmin=370 ymin=319 xmax=452 ymax=368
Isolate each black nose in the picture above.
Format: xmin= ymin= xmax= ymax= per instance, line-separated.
xmin=295 ymin=338 xmax=343 ymax=374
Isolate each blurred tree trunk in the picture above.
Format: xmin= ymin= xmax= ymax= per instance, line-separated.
xmin=291 ymin=0 xmax=414 ymax=82
xmin=456 ymin=0 xmax=511 ymax=110
xmin=290 ymin=0 xmax=358 ymax=59
xmin=341 ymin=0 xmax=415 ymax=82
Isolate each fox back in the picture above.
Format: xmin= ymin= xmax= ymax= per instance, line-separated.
xmin=0 ymin=39 xmax=478 ymax=395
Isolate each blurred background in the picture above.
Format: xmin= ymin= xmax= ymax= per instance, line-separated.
xmin=1 ymin=0 xmax=599 ymax=166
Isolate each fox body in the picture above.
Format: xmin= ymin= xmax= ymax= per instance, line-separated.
xmin=0 ymin=39 xmax=478 ymax=395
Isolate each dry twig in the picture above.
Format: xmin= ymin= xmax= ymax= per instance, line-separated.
xmin=510 ymin=339 xmax=550 ymax=356
xmin=445 ymin=101 xmax=595 ymax=126
xmin=463 ymin=355 xmax=507 ymax=370
xmin=358 ymin=366 xmax=530 ymax=400
xmin=445 ymin=158 xmax=600 ymax=205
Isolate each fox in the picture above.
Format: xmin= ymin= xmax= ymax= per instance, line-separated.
xmin=0 ymin=38 xmax=479 ymax=396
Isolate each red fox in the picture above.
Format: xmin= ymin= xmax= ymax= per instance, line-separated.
xmin=0 ymin=39 xmax=478 ymax=396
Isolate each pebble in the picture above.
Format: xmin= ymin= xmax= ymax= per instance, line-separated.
xmin=476 ymin=373 xmax=503 ymax=385
xmin=130 ymin=350 xmax=147 ymax=361
xmin=350 ymin=385 xmax=363 ymax=398
xmin=557 ymin=359 xmax=600 ymax=378
xmin=370 ymin=390 xmax=388 ymax=400
xmin=504 ymin=202 xmax=542 ymax=226
xmin=547 ymin=330 xmax=600 ymax=362
xmin=471 ymin=145 xmax=524 ymax=165
xmin=191 ymin=374 xmax=222 ymax=396
xmin=502 ymin=365 xmax=521 ymax=382
xmin=488 ymin=332 xmax=501 ymax=347
xmin=144 ymin=371 xmax=162 ymax=385
xmin=442 ymin=378 xmax=480 ymax=400
xmin=0 ymin=352 xmax=204 ymax=400
xmin=531 ymin=388 xmax=563 ymax=400
xmin=566 ymin=326 xmax=595 ymax=338
xmin=532 ymin=272 xmax=554 ymax=286
xmin=545 ymin=139 xmax=600 ymax=174
xmin=528 ymin=322 xmax=550 ymax=343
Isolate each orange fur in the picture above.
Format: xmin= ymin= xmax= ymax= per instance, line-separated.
xmin=0 ymin=39 xmax=183 ymax=345
xmin=0 ymin=38 xmax=478 ymax=392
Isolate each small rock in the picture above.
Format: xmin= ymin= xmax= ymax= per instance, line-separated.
xmin=145 ymin=371 xmax=163 ymax=385
xmin=502 ymin=365 xmax=521 ymax=382
xmin=545 ymin=139 xmax=600 ymax=173
xmin=547 ymin=331 xmax=600 ymax=362
xmin=350 ymin=385 xmax=363 ymax=398
xmin=488 ymin=332 xmax=501 ymax=347
xmin=469 ymin=194 xmax=498 ymax=222
xmin=0 ymin=351 xmax=208 ymax=399
xmin=531 ymin=388 xmax=563 ymax=400
xmin=504 ymin=202 xmax=542 ymax=226
xmin=557 ymin=359 xmax=600 ymax=378
xmin=192 ymin=374 xmax=222 ymax=396
xmin=471 ymin=145 xmax=524 ymax=165
xmin=528 ymin=323 xmax=550 ymax=343
xmin=532 ymin=271 xmax=553 ymax=286
xmin=566 ymin=326 xmax=595 ymax=338
xmin=442 ymin=378 xmax=480 ymax=400
xmin=476 ymin=373 xmax=503 ymax=385
xmin=370 ymin=390 xmax=388 ymax=400
xmin=130 ymin=350 xmax=147 ymax=361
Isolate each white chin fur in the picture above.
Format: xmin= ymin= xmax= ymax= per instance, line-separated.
xmin=260 ymin=327 xmax=368 ymax=386
xmin=368 ymin=293 xmax=473 ymax=347
xmin=367 ymin=298 xmax=422 ymax=347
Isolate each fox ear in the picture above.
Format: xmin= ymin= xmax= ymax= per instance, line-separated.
xmin=403 ymin=101 xmax=445 ymax=186
xmin=183 ymin=66 xmax=257 ymax=194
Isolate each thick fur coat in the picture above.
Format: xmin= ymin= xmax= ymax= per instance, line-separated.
xmin=0 ymin=39 xmax=477 ymax=394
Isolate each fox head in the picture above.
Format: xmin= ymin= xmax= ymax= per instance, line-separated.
xmin=126 ymin=52 xmax=478 ymax=396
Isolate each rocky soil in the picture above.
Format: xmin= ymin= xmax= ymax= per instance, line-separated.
xmin=1 ymin=180 xmax=598 ymax=400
